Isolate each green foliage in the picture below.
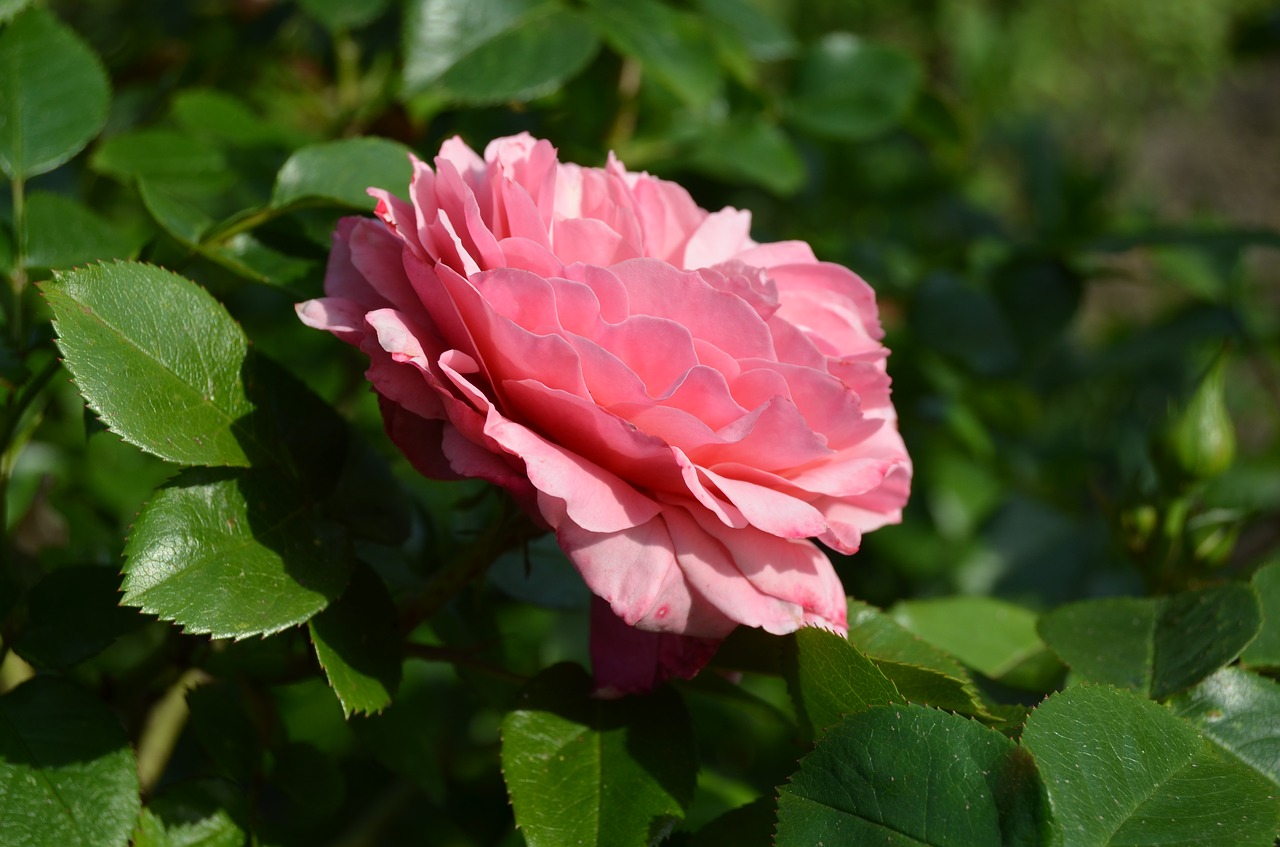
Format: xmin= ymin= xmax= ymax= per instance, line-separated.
xmin=776 ymin=704 xmax=1049 ymax=845
xmin=502 ymin=663 xmax=697 ymax=847
xmin=1 ymin=2 xmax=1278 ymax=845
xmin=42 ymin=262 xmax=257 ymax=467
xmin=0 ymin=677 xmax=140 ymax=847
xmin=1022 ymin=685 xmax=1279 ymax=846
xmin=0 ymin=7 xmax=108 ymax=178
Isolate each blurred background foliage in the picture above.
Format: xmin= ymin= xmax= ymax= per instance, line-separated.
xmin=1 ymin=0 xmax=1279 ymax=844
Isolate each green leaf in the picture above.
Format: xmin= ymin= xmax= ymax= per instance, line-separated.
xmin=14 ymin=566 xmax=144 ymax=668
xmin=1170 ymin=666 xmax=1280 ymax=789
xmin=350 ymin=660 xmax=450 ymax=801
xmin=309 ymin=562 xmax=403 ymax=717
xmin=133 ymin=780 xmax=248 ymax=847
xmin=842 ymin=599 xmax=993 ymax=715
xmin=587 ymin=0 xmax=722 ymax=110
xmin=205 ymin=233 xmax=318 ymax=287
xmin=403 ymin=0 xmax=598 ymax=104
xmin=23 ymin=191 xmax=139 ymax=269
xmin=272 ymin=136 xmax=413 ymax=211
xmin=1038 ymin=584 xmax=1262 ymax=700
xmin=42 ymin=261 xmax=259 ymax=467
xmin=776 ymin=704 xmax=1049 ymax=846
xmin=0 ymin=7 xmax=109 ymax=178
xmin=686 ymin=117 xmax=805 ymax=196
xmin=170 ymin=88 xmax=297 ymax=148
xmin=297 ymin=0 xmax=391 ymax=32
xmin=0 ymin=0 xmax=34 ymax=25
xmin=1022 ymin=684 xmax=1279 ymax=846
xmin=686 ymin=797 xmax=774 ymax=847
xmin=1242 ymin=560 xmax=1280 ymax=668
xmin=121 ymin=468 xmax=352 ymax=639
xmin=783 ymin=33 xmax=922 ymax=142
xmin=187 ymin=683 xmax=262 ymax=783
xmin=694 ymin=0 xmax=795 ymax=61
xmin=784 ymin=627 xmax=901 ymax=740
xmin=0 ymin=676 xmax=141 ymax=847
xmin=91 ymin=129 xmax=232 ymax=196
xmin=138 ymin=179 xmax=214 ymax=244
xmin=502 ymin=663 xmax=696 ymax=847
xmin=892 ymin=596 xmax=1060 ymax=688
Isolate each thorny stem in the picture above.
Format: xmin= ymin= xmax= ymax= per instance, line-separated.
xmin=399 ymin=511 xmax=542 ymax=636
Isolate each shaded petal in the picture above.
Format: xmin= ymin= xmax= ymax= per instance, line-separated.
xmin=589 ymin=596 xmax=726 ymax=696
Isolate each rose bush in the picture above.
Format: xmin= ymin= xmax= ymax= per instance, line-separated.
xmin=297 ymin=133 xmax=911 ymax=693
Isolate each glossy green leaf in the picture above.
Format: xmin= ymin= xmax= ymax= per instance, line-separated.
xmin=784 ymin=33 xmax=922 ymax=141
xmin=272 ymin=136 xmax=412 ymax=210
xmin=892 ymin=596 xmax=1058 ymax=686
xmin=845 ymin=599 xmax=992 ymax=715
xmin=403 ymin=0 xmax=597 ymax=104
xmin=1242 ymin=560 xmax=1280 ymax=668
xmin=0 ymin=676 xmax=141 ymax=847
xmin=297 ymin=0 xmax=391 ymax=32
xmin=14 ymin=566 xmax=144 ymax=668
xmin=1038 ymin=584 xmax=1262 ymax=699
xmin=309 ymin=562 xmax=403 ymax=717
xmin=437 ymin=7 xmax=597 ymax=105
xmin=587 ymin=0 xmax=722 ymax=110
xmin=1170 ymin=667 xmax=1280 ymax=789
xmin=91 ymin=129 xmax=231 ymax=196
xmin=133 ymin=780 xmax=247 ymax=847
xmin=42 ymin=262 xmax=259 ymax=467
xmin=776 ymin=704 xmax=1048 ymax=846
xmin=0 ymin=6 xmax=110 ymax=178
xmin=502 ymin=663 xmax=696 ymax=847
xmin=1022 ymin=684 xmax=1279 ymax=846
xmin=206 ymin=233 xmax=317 ymax=287
xmin=23 ymin=191 xmax=138 ymax=269
xmin=121 ymin=468 xmax=352 ymax=638
xmin=784 ymin=627 xmax=901 ymax=740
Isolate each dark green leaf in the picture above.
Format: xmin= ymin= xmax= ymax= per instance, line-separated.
xmin=502 ymin=663 xmax=696 ymax=847
xmin=685 ymin=797 xmax=774 ymax=847
xmin=187 ymin=683 xmax=262 ymax=783
xmin=134 ymin=779 xmax=248 ymax=847
xmin=0 ymin=6 xmax=110 ymax=178
xmin=891 ymin=596 xmax=1058 ymax=686
xmin=14 ymin=566 xmax=144 ymax=668
xmin=847 ymin=598 xmax=969 ymax=678
xmin=686 ymin=117 xmax=805 ymax=196
xmin=309 ymin=562 xmax=403 ymax=717
xmin=404 ymin=0 xmax=599 ymax=104
xmin=138 ymin=180 xmax=214 ymax=244
xmin=351 ymin=660 xmax=450 ymax=801
xmin=783 ymin=33 xmax=922 ymax=141
xmin=1170 ymin=666 xmax=1280 ymax=789
xmin=784 ymin=627 xmax=901 ymax=740
xmin=776 ymin=704 xmax=1049 ymax=846
xmin=0 ymin=0 xmax=34 ymax=25
xmin=1022 ymin=684 xmax=1279 ymax=846
xmin=205 ymin=233 xmax=318 ymax=287
xmin=1038 ymin=584 xmax=1262 ymax=700
xmin=91 ymin=129 xmax=231 ymax=196
xmin=23 ymin=191 xmax=139 ymax=269
xmin=42 ymin=261 xmax=259 ymax=466
xmin=297 ymin=0 xmax=391 ymax=32
xmin=587 ymin=0 xmax=722 ymax=110
xmin=694 ymin=0 xmax=795 ymax=61
xmin=170 ymin=88 xmax=295 ymax=148
xmin=0 ymin=676 xmax=140 ymax=847
xmin=121 ymin=468 xmax=352 ymax=639
xmin=272 ymin=136 xmax=412 ymax=211
xmin=1242 ymin=560 xmax=1280 ymax=668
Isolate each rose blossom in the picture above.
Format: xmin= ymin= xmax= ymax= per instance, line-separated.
xmin=297 ymin=133 xmax=911 ymax=694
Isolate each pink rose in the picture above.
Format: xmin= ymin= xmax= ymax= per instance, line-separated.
xmin=297 ymin=133 xmax=911 ymax=694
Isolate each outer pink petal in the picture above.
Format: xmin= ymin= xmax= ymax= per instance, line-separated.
xmin=589 ymin=597 xmax=726 ymax=697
